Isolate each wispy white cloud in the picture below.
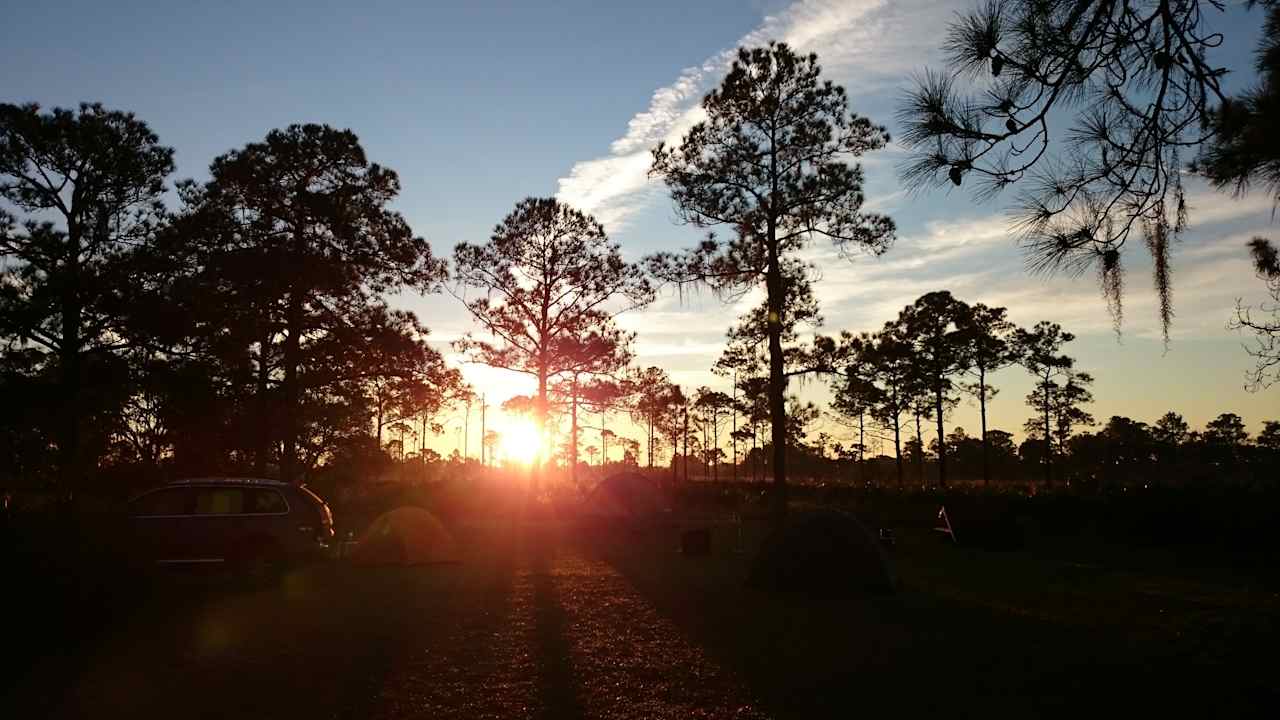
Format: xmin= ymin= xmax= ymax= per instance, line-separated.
xmin=1182 ymin=188 xmax=1277 ymax=229
xmin=555 ymin=0 xmax=955 ymax=230
xmin=543 ymin=0 xmax=1278 ymax=437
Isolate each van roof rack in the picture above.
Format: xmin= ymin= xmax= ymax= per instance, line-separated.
xmin=169 ymin=477 xmax=289 ymax=486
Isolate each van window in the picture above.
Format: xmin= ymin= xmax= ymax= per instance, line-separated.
xmin=247 ymin=489 xmax=288 ymax=514
xmin=132 ymin=488 xmax=193 ymax=516
xmin=194 ymin=488 xmax=245 ymax=515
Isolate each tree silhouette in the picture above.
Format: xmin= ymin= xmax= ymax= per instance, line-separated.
xmin=1200 ymin=411 xmax=1249 ymax=467
xmin=1228 ymin=238 xmax=1280 ymax=390
xmin=784 ymin=397 xmax=820 ymax=453
xmin=0 ymin=102 xmax=175 ymax=487
xmin=1152 ymin=410 xmax=1191 ymax=466
xmin=1014 ymin=321 xmax=1077 ymax=486
xmin=712 ymin=261 xmax=833 ymax=378
xmin=1048 ymin=371 xmax=1096 ymax=454
xmin=907 ymin=389 xmax=931 ymax=486
xmin=483 ymin=430 xmax=500 ymax=466
xmin=453 ymin=197 xmax=652 ymax=479
xmin=898 ymin=0 xmax=1244 ymax=337
xmin=1094 ymin=415 xmax=1153 ymax=483
xmin=328 ymin=307 xmax=461 ymax=450
xmin=657 ymin=385 xmax=689 ymax=482
xmin=172 ymin=123 xmax=444 ymax=483
xmin=1199 ymin=1 xmax=1280 ymax=203
xmin=849 ymin=328 xmax=919 ymax=487
xmin=830 ymin=359 xmax=878 ymax=485
xmin=620 ymin=437 xmax=641 ymax=467
xmin=1153 ymin=410 xmax=1190 ymax=446
xmin=1257 ymin=420 xmax=1280 ymax=451
xmin=734 ymin=375 xmax=771 ymax=482
xmin=627 ymin=366 xmax=681 ymax=470
xmin=693 ymin=387 xmax=733 ymax=481
xmin=897 ymin=291 xmax=971 ymax=487
xmin=1204 ymin=411 xmax=1249 ymax=447
xmin=956 ymin=302 xmax=1020 ymax=484
xmin=577 ymin=378 xmax=631 ymax=471
xmin=648 ymin=43 xmax=895 ymax=518
xmin=550 ymin=335 xmax=633 ymax=486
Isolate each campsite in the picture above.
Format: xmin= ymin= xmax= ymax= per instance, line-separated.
xmin=5 ymin=0 xmax=1280 ymax=715
xmin=5 ymin=474 xmax=1277 ymax=718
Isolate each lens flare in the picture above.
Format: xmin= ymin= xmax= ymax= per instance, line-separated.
xmin=499 ymin=419 xmax=543 ymax=465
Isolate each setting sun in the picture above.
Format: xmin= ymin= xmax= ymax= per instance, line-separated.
xmin=499 ymin=419 xmax=543 ymax=465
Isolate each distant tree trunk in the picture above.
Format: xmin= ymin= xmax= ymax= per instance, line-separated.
xmin=375 ymin=389 xmax=385 ymax=447
xmin=765 ymin=231 xmax=788 ymax=522
xmin=671 ymin=429 xmax=680 ymax=484
xmin=281 ymin=289 xmax=303 ymax=485
xmin=647 ymin=414 xmax=655 ymax=470
xmin=978 ymin=365 xmax=990 ymax=486
xmin=934 ymin=383 xmax=948 ymax=488
xmin=731 ymin=377 xmax=738 ymax=483
xmin=682 ymin=406 xmax=689 ymax=483
xmin=858 ymin=411 xmax=865 ymax=487
xmin=600 ymin=412 xmax=607 ymax=468
xmin=701 ymin=418 xmax=709 ymax=478
xmin=569 ymin=376 xmax=579 ymax=487
xmin=253 ymin=331 xmax=271 ymax=476
xmin=914 ymin=409 xmax=925 ymax=487
xmin=1042 ymin=379 xmax=1053 ymax=488
xmin=712 ymin=409 xmax=720 ymax=483
xmin=893 ymin=411 xmax=903 ymax=488
xmin=535 ymin=361 xmax=548 ymax=492
xmin=752 ymin=422 xmax=759 ymax=482
xmin=58 ymin=258 xmax=82 ymax=491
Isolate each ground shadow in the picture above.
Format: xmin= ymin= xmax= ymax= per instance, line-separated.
xmin=528 ymin=539 xmax=587 ymax=720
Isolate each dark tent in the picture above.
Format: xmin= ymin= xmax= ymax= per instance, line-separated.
xmin=585 ymin=472 xmax=668 ymax=521
xmin=748 ymin=510 xmax=895 ymax=594
xmin=350 ymin=507 xmax=457 ymax=566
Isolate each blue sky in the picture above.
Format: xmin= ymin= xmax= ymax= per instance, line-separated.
xmin=6 ymin=1 xmax=1277 ymax=457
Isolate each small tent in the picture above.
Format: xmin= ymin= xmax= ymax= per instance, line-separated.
xmin=351 ymin=507 xmax=457 ymax=566
xmin=585 ymin=473 xmax=667 ymax=521
xmin=748 ymin=510 xmax=895 ymax=594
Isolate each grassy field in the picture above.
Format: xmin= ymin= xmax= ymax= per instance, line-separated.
xmin=3 ymin=500 xmax=1278 ymax=718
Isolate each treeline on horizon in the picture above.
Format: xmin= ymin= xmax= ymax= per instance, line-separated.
xmin=3 ymin=30 xmax=1279 ymax=505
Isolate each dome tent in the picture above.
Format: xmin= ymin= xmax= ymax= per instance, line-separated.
xmin=748 ymin=509 xmax=895 ymax=594
xmin=351 ymin=507 xmax=457 ymax=566
xmin=585 ymin=472 xmax=668 ymax=520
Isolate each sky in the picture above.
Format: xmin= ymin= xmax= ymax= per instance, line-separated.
xmin=5 ymin=0 xmax=1277 ymax=461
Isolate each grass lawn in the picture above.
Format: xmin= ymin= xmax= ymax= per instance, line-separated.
xmin=593 ymin=514 xmax=1280 ymax=717
xmin=3 ymin=506 xmax=1278 ymax=718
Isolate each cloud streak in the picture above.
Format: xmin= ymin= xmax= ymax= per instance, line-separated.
xmin=555 ymin=0 xmax=953 ymax=230
xmin=541 ymin=0 xmax=1278 ymax=436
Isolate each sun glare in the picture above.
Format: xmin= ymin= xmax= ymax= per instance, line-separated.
xmin=500 ymin=419 xmax=543 ymax=465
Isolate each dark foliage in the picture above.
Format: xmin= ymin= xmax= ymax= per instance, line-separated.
xmin=0 ymin=103 xmax=174 ymax=487
xmin=899 ymin=0 xmax=1239 ymax=338
xmin=648 ymin=42 xmax=895 ymax=519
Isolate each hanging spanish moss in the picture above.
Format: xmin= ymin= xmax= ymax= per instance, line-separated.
xmin=1146 ymin=214 xmax=1175 ymax=347
xmin=1099 ymin=248 xmax=1124 ymax=338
